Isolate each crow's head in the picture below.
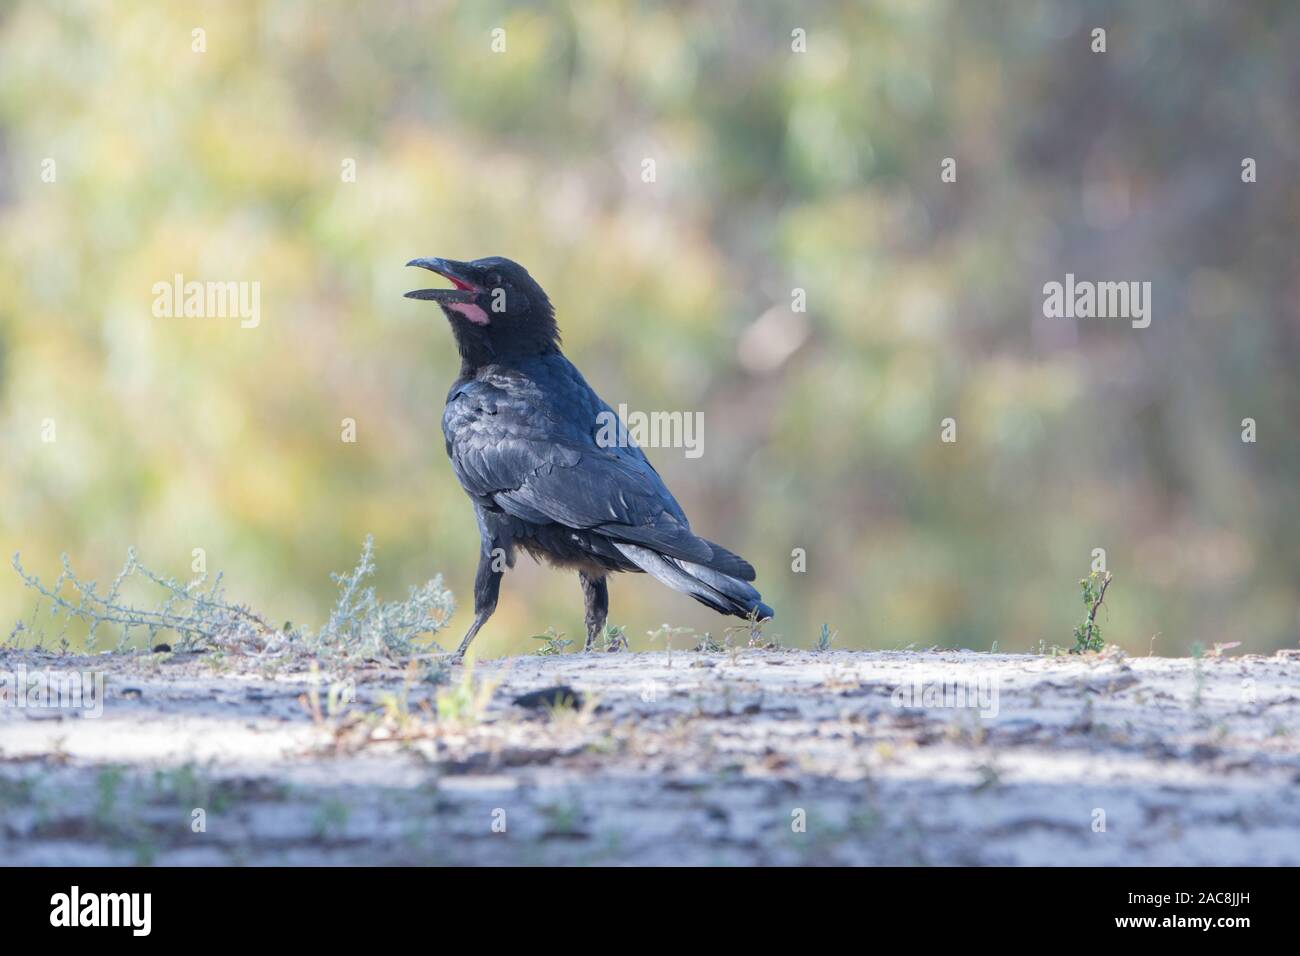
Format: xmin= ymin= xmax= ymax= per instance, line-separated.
xmin=405 ymin=256 xmax=558 ymax=363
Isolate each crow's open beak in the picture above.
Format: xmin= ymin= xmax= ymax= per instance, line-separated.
xmin=405 ymin=257 xmax=480 ymax=302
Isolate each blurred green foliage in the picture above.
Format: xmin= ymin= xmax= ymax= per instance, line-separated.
xmin=1 ymin=1 xmax=1297 ymax=656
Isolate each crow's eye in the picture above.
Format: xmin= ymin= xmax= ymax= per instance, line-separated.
xmin=488 ymin=272 xmax=502 ymax=286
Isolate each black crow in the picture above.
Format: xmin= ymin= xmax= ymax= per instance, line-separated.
xmin=406 ymin=256 xmax=773 ymax=660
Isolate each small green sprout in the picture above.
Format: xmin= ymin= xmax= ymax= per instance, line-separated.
xmin=531 ymin=626 xmax=573 ymax=656
xmin=816 ymin=623 xmax=837 ymax=652
xmin=1071 ymin=570 xmax=1113 ymax=654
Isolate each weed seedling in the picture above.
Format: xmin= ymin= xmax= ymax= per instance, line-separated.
xmin=816 ymin=623 xmax=837 ymax=652
xmin=531 ymin=626 xmax=573 ymax=656
xmin=1071 ymin=570 xmax=1112 ymax=654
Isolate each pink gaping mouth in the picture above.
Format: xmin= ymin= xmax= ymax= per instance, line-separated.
xmin=404 ymin=258 xmax=490 ymax=324
xmin=448 ymin=302 xmax=490 ymax=325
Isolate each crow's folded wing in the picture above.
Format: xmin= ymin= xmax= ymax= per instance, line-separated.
xmin=443 ymin=379 xmax=754 ymax=578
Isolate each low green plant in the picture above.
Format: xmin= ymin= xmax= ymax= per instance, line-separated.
xmin=313 ymin=536 xmax=455 ymax=662
xmin=816 ymin=623 xmax=837 ymax=651
xmin=725 ymin=607 xmax=777 ymax=649
xmin=1191 ymin=641 xmax=1206 ymax=711
xmin=695 ymin=631 xmax=724 ymax=653
xmin=540 ymin=798 xmax=584 ymax=837
xmin=10 ymin=536 xmax=455 ymax=666
xmin=435 ymin=665 xmax=496 ymax=723
xmin=10 ymin=549 xmax=269 ymax=652
xmin=647 ymin=623 xmax=696 ymax=663
xmin=531 ymin=626 xmax=573 ymax=656
xmin=312 ymin=798 xmax=351 ymax=839
xmin=1071 ymin=570 xmax=1112 ymax=654
xmin=597 ymin=623 xmax=629 ymax=652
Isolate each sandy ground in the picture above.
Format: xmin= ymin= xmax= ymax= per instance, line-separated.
xmin=2 ymin=645 xmax=1298 ymax=865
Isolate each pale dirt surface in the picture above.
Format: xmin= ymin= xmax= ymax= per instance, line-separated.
xmin=2 ymin=646 xmax=1299 ymax=865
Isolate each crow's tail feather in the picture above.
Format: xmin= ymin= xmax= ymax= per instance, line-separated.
xmin=697 ymin=538 xmax=757 ymax=581
xmin=601 ymin=524 xmax=756 ymax=581
xmin=612 ymin=542 xmax=774 ymax=621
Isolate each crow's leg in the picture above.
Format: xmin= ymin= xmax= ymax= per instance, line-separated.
xmin=453 ymin=550 xmax=503 ymax=662
xmin=579 ymin=571 xmax=608 ymax=652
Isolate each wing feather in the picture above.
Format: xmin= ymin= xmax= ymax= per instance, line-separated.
xmin=442 ymin=376 xmax=751 ymax=575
